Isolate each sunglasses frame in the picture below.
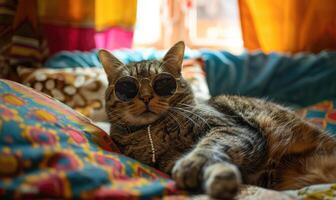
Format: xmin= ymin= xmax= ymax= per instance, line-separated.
xmin=111 ymin=72 xmax=181 ymax=102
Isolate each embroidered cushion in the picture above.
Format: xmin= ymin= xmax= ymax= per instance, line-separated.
xmin=297 ymin=100 xmax=336 ymax=135
xmin=0 ymin=79 xmax=181 ymax=199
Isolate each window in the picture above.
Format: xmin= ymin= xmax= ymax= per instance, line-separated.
xmin=133 ymin=0 xmax=243 ymax=53
xmin=187 ymin=0 xmax=243 ymax=52
xmin=133 ymin=0 xmax=162 ymax=48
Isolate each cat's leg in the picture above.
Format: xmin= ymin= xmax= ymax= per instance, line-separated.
xmin=172 ymin=126 xmax=266 ymax=199
xmin=210 ymin=95 xmax=335 ymax=156
xmin=275 ymin=153 xmax=336 ymax=190
xmin=172 ymin=148 xmax=241 ymax=199
xmin=254 ymin=112 xmax=336 ymax=189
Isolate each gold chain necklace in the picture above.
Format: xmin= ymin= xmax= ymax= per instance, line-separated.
xmin=147 ymin=125 xmax=156 ymax=163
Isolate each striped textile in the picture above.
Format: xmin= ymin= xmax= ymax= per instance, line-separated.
xmin=0 ymin=0 xmax=48 ymax=79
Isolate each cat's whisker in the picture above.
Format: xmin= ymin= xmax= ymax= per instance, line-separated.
xmin=107 ymin=111 xmax=119 ymax=115
xmin=166 ymin=111 xmax=183 ymax=131
xmin=168 ymin=110 xmax=195 ymax=129
xmin=173 ymin=106 xmax=211 ymax=129
xmin=107 ymin=113 xmax=128 ymax=125
xmin=169 ymin=108 xmax=200 ymax=128
xmin=107 ymin=113 xmax=129 ymax=127
xmin=177 ymin=103 xmax=239 ymax=118
xmin=107 ymin=111 xmax=123 ymax=116
xmin=176 ymin=103 xmax=197 ymax=111
xmin=176 ymin=105 xmax=214 ymax=117
xmin=175 ymin=112 xmax=196 ymax=129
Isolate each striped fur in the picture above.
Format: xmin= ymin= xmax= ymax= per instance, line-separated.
xmin=99 ymin=41 xmax=336 ymax=199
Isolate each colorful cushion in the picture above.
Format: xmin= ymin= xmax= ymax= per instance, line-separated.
xmin=0 ymin=79 xmax=182 ymax=199
xmin=297 ymin=100 xmax=336 ymax=135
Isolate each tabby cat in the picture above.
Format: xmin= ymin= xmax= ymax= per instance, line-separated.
xmin=98 ymin=41 xmax=336 ymax=199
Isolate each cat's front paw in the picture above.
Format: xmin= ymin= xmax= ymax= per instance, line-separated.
xmin=204 ymin=163 xmax=242 ymax=199
xmin=172 ymin=154 xmax=242 ymax=199
xmin=172 ymin=153 xmax=208 ymax=190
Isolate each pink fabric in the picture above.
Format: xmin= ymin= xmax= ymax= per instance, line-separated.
xmin=95 ymin=28 xmax=134 ymax=50
xmin=42 ymin=24 xmax=134 ymax=55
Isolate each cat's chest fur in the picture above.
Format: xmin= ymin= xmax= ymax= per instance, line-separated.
xmin=110 ymin=114 xmax=204 ymax=173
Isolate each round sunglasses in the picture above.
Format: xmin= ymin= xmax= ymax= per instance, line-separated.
xmin=112 ymin=73 xmax=180 ymax=102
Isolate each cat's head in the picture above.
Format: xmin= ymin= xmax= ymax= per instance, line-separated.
xmin=99 ymin=41 xmax=195 ymax=126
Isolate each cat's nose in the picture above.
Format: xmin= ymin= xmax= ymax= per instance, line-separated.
xmin=140 ymin=94 xmax=153 ymax=104
xmin=139 ymin=79 xmax=153 ymax=103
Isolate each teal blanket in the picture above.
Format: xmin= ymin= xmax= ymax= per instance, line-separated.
xmin=45 ymin=49 xmax=336 ymax=107
xmin=202 ymin=50 xmax=336 ymax=107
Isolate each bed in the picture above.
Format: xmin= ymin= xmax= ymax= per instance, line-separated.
xmin=1 ymin=49 xmax=336 ymax=199
xmin=0 ymin=79 xmax=336 ymax=199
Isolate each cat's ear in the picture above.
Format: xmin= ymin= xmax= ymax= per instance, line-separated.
xmin=98 ymin=49 xmax=124 ymax=82
xmin=163 ymin=41 xmax=185 ymax=76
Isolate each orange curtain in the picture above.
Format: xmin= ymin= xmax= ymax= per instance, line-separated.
xmin=238 ymin=0 xmax=336 ymax=53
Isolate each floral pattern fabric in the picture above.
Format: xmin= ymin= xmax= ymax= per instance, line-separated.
xmin=0 ymin=79 xmax=182 ymax=199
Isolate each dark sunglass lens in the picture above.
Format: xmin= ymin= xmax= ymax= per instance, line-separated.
xmin=114 ymin=77 xmax=138 ymax=101
xmin=153 ymin=74 xmax=177 ymax=97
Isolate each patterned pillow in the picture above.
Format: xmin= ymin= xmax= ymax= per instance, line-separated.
xmin=297 ymin=100 xmax=336 ymax=135
xmin=17 ymin=58 xmax=209 ymax=121
xmin=17 ymin=67 xmax=108 ymax=121
xmin=0 ymin=79 xmax=182 ymax=199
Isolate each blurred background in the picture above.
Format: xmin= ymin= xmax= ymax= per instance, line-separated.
xmin=1 ymin=0 xmax=336 ymax=129
xmin=2 ymin=0 xmax=336 ymax=60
